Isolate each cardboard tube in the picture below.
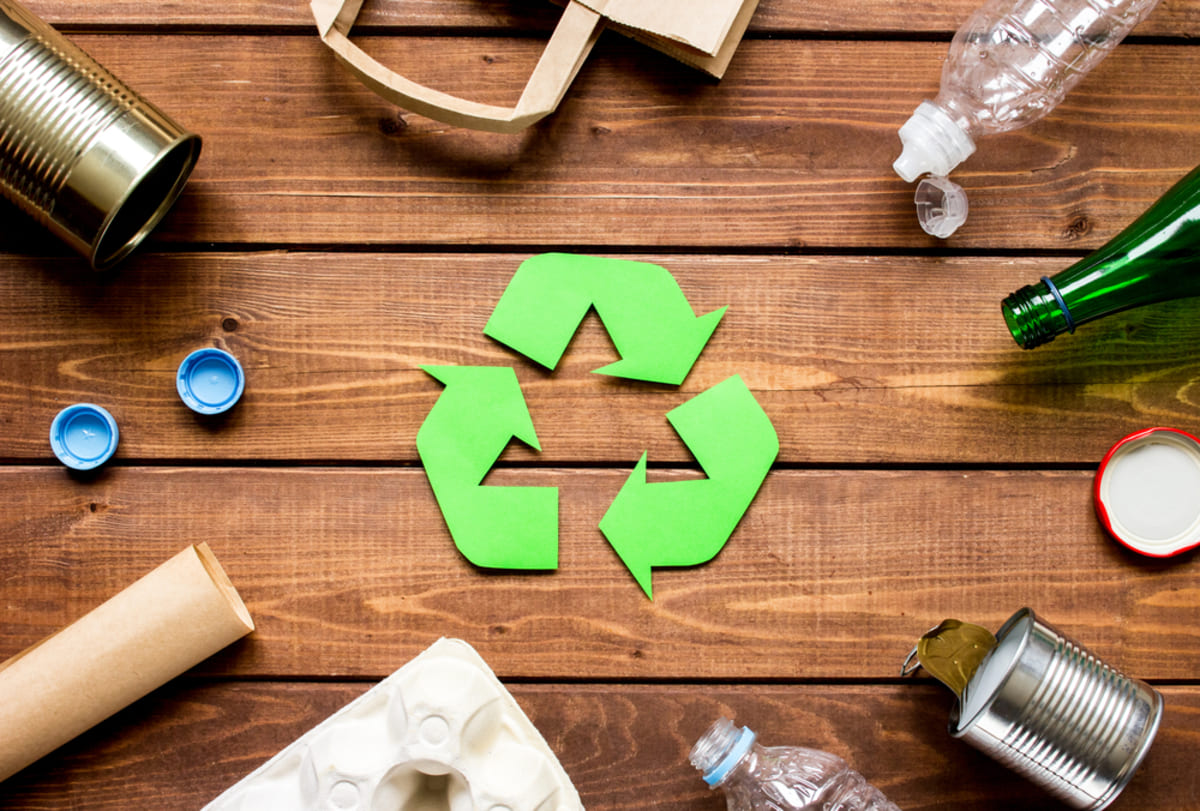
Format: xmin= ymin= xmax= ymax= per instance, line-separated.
xmin=0 ymin=543 xmax=254 ymax=782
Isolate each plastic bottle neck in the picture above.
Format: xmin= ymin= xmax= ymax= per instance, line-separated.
xmin=1002 ymin=278 xmax=1073 ymax=349
xmin=690 ymin=717 xmax=757 ymax=787
xmin=893 ymin=100 xmax=977 ymax=182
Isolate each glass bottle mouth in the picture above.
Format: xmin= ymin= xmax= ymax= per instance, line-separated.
xmin=1001 ymin=281 xmax=1063 ymax=349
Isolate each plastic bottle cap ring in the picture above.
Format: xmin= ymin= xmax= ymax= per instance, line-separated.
xmin=177 ymin=348 xmax=245 ymax=415
xmin=703 ymin=726 xmax=756 ymax=787
xmin=1095 ymin=427 xmax=1200 ymax=557
xmin=50 ymin=404 xmax=119 ymax=470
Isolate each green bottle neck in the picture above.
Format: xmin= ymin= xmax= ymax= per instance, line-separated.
xmin=1001 ymin=164 xmax=1200 ymax=349
xmin=1002 ymin=277 xmax=1074 ymax=350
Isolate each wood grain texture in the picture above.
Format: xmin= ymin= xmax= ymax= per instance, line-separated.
xmin=0 ymin=37 xmax=1196 ymax=253
xmin=3 ymin=253 xmax=1199 ymax=465
xmin=1 ymin=467 xmax=1197 ymax=680
xmin=28 ymin=0 xmax=1200 ymax=37
xmin=1 ymin=2 xmax=1198 ymax=807
xmin=1 ymin=681 xmax=1197 ymax=810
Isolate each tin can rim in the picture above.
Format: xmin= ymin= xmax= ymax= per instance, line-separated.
xmin=949 ymin=607 xmax=1034 ymax=735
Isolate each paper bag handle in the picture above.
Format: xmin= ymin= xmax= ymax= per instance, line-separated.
xmin=312 ymin=0 xmax=604 ymax=133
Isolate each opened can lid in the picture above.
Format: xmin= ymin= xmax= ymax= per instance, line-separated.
xmin=1095 ymin=427 xmax=1200 ymax=557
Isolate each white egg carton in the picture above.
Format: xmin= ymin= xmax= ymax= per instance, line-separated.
xmin=204 ymin=638 xmax=584 ymax=811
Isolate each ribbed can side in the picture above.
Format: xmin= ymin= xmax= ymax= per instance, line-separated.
xmin=956 ymin=611 xmax=1162 ymax=811
xmin=0 ymin=0 xmax=200 ymax=268
xmin=0 ymin=30 xmax=130 ymax=221
xmin=999 ymin=637 xmax=1144 ymax=807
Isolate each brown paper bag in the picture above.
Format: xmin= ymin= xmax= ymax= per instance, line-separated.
xmin=310 ymin=0 xmax=759 ymax=133
xmin=567 ymin=0 xmax=759 ymax=78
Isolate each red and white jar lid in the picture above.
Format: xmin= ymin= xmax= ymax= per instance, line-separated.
xmin=1095 ymin=427 xmax=1200 ymax=558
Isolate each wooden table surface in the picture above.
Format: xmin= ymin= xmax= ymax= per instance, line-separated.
xmin=3 ymin=1 xmax=1200 ymax=808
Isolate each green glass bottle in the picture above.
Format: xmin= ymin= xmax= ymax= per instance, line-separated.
xmin=1002 ymin=164 xmax=1200 ymax=349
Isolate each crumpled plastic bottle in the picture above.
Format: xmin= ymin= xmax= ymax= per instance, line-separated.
xmin=894 ymin=0 xmax=1162 ymax=237
xmin=690 ymin=717 xmax=901 ymax=811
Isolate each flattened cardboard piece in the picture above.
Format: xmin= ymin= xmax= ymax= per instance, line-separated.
xmin=311 ymin=0 xmax=758 ymax=132
xmin=0 ymin=544 xmax=254 ymax=783
xmin=203 ymin=638 xmax=584 ymax=810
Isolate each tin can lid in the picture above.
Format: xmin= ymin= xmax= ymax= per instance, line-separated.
xmin=1095 ymin=427 xmax=1200 ymax=557
xmin=50 ymin=404 xmax=119 ymax=470
xmin=952 ymin=608 xmax=1033 ymax=736
xmin=177 ymin=348 xmax=245 ymax=415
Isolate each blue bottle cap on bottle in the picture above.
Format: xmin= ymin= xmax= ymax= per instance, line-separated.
xmin=177 ymin=348 xmax=245 ymax=415
xmin=50 ymin=404 xmax=119 ymax=470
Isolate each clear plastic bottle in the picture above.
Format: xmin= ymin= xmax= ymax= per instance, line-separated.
xmin=894 ymin=0 xmax=1162 ymax=183
xmin=689 ymin=717 xmax=901 ymax=811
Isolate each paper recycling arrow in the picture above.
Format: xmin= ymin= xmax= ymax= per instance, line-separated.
xmin=599 ymin=375 xmax=778 ymax=598
xmin=483 ymin=253 xmax=727 ymax=385
xmin=416 ymin=365 xmax=558 ymax=569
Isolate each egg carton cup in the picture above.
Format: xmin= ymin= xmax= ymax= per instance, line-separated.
xmin=204 ymin=638 xmax=584 ymax=811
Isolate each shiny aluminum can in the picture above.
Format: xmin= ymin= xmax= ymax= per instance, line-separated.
xmin=0 ymin=0 xmax=200 ymax=269
xmin=952 ymin=607 xmax=1162 ymax=810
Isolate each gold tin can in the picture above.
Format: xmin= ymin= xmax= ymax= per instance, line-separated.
xmin=0 ymin=0 xmax=200 ymax=269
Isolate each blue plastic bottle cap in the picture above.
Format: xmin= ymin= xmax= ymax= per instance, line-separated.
xmin=177 ymin=348 xmax=245 ymax=415
xmin=50 ymin=404 xmax=119 ymax=470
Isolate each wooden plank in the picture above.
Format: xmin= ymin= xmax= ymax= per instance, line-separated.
xmin=1 ymin=681 xmax=1196 ymax=809
xmin=31 ymin=0 xmax=1200 ymax=38
xmin=0 ymin=6 xmax=1192 ymax=810
xmin=2 ymin=38 xmax=1197 ymax=253
xmin=2 ymin=467 xmax=1197 ymax=680
xmin=2 ymin=253 xmax=1198 ymax=465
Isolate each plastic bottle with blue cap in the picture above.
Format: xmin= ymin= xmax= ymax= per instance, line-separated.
xmin=177 ymin=348 xmax=245 ymax=415
xmin=691 ymin=717 xmax=899 ymax=810
xmin=50 ymin=404 xmax=119 ymax=470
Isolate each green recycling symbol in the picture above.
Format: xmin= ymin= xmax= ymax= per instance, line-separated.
xmin=416 ymin=254 xmax=778 ymax=598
